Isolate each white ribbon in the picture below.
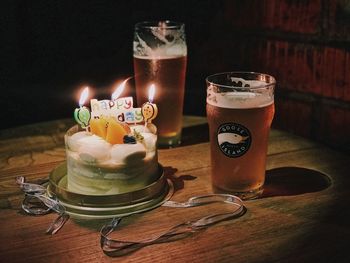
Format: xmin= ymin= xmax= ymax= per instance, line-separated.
xmin=100 ymin=194 xmax=245 ymax=256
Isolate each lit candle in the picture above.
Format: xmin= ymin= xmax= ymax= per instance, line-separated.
xmin=111 ymin=79 xmax=128 ymax=101
xmin=141 ymin=84 xmax=158 ymax=123
xmin=74 ymin=87 xmax=91 ymax=129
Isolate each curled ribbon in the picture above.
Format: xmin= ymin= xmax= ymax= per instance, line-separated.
xmin=100 ymin=194 xmax=245 ymax=257
xmin=15 ymin=176 xmax=246 ymax=254
xmin=16 ymin=176 xmax=70 ymax=235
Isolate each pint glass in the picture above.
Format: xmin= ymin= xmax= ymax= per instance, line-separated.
xmin=206 ymin=72 xmax=275 ymax=199
xmin=133 ymin=21 xmax=187 ymax=147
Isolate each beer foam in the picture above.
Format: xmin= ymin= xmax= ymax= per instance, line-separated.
xmin=133 ymin=45 xmax=187 ymax=59
xmin=133 ymin=29 xmax=187 ymax=58
xmin=207 ymin=81 xmax=274 ymax=109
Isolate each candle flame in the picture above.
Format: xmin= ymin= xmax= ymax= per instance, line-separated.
xmin=79 ymin=87 xmax=89 ymax=106
xmin=112 ymin=78 xmax=130 ymax=101
xmin=148 ymin=84 xmax=156 ymax=103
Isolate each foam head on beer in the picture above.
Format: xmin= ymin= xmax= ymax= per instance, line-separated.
xmin=133 ymin=21 xmax=187 ymax=59
xmin=206 ymin=77 xmax=274 ymax=109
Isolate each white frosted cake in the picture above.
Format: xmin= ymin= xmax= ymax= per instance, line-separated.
xmin=65 ymin=121 xmax=159 ymax=195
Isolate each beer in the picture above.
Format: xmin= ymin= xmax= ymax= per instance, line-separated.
xmin=134 ymin=55 xmax=187 ymax=145
xmin=206 ymin=72 xmax=276 ymax=199
xmin=133 ymin=21 xmax=187 ymax=146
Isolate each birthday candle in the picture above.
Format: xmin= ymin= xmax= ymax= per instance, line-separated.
xmin=74 ymin=87 xmax=91 ymax=129
xmin=141 ymin=84 xmax=158 ymax=123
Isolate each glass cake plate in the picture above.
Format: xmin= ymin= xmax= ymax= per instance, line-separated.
xmin=47 ymin=162 xmax=173 ymax=219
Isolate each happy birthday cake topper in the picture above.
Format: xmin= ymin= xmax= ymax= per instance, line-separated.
xmin=74 ymin=78 xmax=158 ymax=129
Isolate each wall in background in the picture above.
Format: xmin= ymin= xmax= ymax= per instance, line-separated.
xmin=1 ymin=0 xmax=349 ymax=151
xmin=217 ymin=0 xmax=350 ymax=152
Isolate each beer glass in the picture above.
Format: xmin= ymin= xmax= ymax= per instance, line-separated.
xmin=133 ymin=21 xmax=187 ymax=147
xmin=206 ymin=72 xmax=275 ymax=199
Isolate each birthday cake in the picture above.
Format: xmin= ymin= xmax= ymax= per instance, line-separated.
xmin=65 ymin=83 xmax=160 ymax=195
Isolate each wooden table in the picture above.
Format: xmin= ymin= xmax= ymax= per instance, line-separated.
xmin=0 ymin=116 xmax=349 ymax=262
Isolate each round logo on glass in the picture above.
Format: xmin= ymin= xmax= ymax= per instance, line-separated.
xmin=217 ymin=123 xmax=251 ymax=158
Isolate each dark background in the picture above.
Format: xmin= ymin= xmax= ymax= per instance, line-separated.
xmin=1 ymin=0 xmax=221 ymax=127
xmin=1 ymin=0 xmax=350 ymax=151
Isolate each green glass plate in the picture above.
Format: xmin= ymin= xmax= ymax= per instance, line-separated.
xmin=48 ymin=162 xmax=173 ymax=219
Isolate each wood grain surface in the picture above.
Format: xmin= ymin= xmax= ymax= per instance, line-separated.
xmin=0 ymin=116 xmax=349 ymax=263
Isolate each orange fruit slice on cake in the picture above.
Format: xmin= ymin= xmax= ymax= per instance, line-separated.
xmin=105 ymin=117 xmax=130 ymax=144
xmin=90 ymin=117 xmax=108 ymax=139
